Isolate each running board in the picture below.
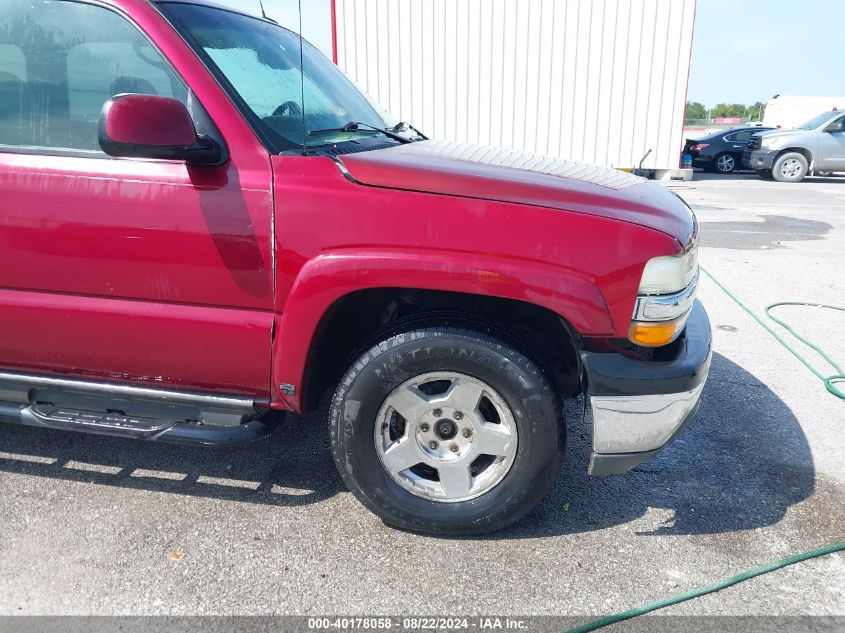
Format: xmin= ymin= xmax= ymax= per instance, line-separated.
xmin=0 ymin=402 xmax=273 ymax=446
xmin=0 ymin=371 xmax=262 ymax=413
xmin=0 ymin=371 xmax=275 ymax=446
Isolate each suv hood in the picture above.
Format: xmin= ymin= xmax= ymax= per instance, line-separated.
xmin=339 ymin=141 xmax=696 ymax=246
xmin=759 ymin=128 xmax=805 ymax=138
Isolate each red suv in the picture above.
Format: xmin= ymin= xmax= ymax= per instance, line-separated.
xmin=0 ymin=0 xmax=711 ymax=534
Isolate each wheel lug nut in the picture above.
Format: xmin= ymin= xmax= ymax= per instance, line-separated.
xmin=429 ymin=441 xmax=439 ymax=450
xmin=462 ymin=428 xmax=472 ymax=438
xmin=432 ymin=408 xmax=442 ymax=417
xmin=449 ymin=443 xmax=459 ymax=453
xmin=454 ymin=411 xmax=464 ymax=420
xmin=420 ymin=423 xmax=430 ymax=433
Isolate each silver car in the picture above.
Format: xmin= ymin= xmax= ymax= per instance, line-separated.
xmin=743 ymin=110 xmax=845 ymax=182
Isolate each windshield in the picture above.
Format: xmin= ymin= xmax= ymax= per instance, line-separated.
xmin=160 ymin=3 xmax=397 ymax=152
xmin=798 ymin=111 xmax=840 ymax=131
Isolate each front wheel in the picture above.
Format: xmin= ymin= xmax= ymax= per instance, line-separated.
xmin=329 ymin=326 xmax=563 ymax=535
xmin=772 ymin=152 xmax=809 ymax=182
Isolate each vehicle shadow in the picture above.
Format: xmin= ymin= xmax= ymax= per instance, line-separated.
xmin=0 ymin=352 xmax=816 ymax=536
xmin=0 ymin=412 xmax=343 ymax=507
xmin=691 ymin=170 xmax=844 ymax=183
xmin=499 ymin=352 xmax=816 ymax=538
xmin=692 ymin=169 xmax=758 ymax=177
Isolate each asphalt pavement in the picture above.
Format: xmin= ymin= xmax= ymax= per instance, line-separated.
xmin=0 ymin=172 xmax=843 ymax=619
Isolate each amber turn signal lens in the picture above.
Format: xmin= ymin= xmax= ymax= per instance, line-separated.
xmin=628 ymin=321 xmax=682 ymax=347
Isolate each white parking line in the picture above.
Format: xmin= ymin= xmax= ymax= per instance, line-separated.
xmin=130 ymin=468 xmax=188 ymax=481
xmin=668 ymin=183 xmax=832 ymax=190
xmin=0 ymin=451 xmax=57 ymax=464
xmin=701 ymin=229 xmax=822 ymax=236
xmin=270 ymin=484 xmax=314 ymax=496
xmin=64 ymin=460 xmax=123 ymax=474
xmin=196 ymin=475 xmax=261 ymax=490
xmin=695 ymin=203 xmax=845 ymax=209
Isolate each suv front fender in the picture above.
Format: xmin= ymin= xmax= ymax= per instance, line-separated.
xmin=270 ymin=248 xmax=612 ymax=411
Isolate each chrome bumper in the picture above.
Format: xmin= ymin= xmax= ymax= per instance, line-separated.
xmin=587 ymin=370 xmax=708 ymax=475
xmin=591 ymin=380 xmax=707 ymax=454
xmin=581 ymin=300 xmax=712 ymax=476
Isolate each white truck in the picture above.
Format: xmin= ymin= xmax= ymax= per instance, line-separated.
xmin=763 ymin=95 xmax=845 ymax=129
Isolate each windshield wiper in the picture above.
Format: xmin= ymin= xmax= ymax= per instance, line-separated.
xmin=390 ymin=121 xmax=428 ymax=140
xmin=308 ymin=121 xmax=411 ymax=144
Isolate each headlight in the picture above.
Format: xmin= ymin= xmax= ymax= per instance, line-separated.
xmin=761 ymin=137 xmax=780 ymax=150
xmin=629 ymin=245 xmax=699 ymax=347
xmin=638 ymin=247 xmax=698 ymax=295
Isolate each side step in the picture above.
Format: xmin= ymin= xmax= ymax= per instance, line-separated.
xmin=0 ymin=402 xmax=273 ymax=446
xmin=0 ymin=371 xmax=277 ymax=446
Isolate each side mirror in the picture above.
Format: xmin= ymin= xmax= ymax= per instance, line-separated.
xmin=99 ymin=94 xmax=225 ymax=166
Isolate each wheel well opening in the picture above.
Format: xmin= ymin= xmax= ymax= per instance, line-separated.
xmin=301 ymin=288 xmax=581 ymax=411
xmin=779 ymin=147 xmax=813 ymax=164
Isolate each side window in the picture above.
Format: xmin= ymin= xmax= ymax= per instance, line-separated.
xmin=66 ymin=42 xmax=184 ymax=133
xmin=0 ymin=0 xmax=187 ymax=151
xmin=724 ymin=131 xmax=752 ymax=143
xmin=826 ymin=116 xmax=845 ymax=133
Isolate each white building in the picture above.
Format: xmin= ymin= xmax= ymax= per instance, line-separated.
xmin=226 ymin=0 xmax=696 ymax=171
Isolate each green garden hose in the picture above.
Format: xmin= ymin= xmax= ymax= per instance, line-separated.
xmin=566 ymin=268 xmax=845 ymax=632
xmin=701 ymin=268 xmax=844 ymax=400
xmin=566 ymin=542 xmax=845 ymax=633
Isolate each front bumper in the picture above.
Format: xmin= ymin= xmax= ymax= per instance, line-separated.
xmin=581 ymin=300 xmax=712 ymax=475
xmin=742 ymin=148 xmax=778 ymax=170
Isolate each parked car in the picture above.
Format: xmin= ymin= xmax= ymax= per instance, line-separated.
xmin=0 ymin=0 xmax=711 ymax=535
xmin=743 ymin=110 xmax=845 ymax=182
xmin=684 ymin=127 xmax=774 ymax=174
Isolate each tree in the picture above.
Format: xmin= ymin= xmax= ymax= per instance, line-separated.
xmin=685 ymin=101 xmax=707 ymax=120
xmin=711 ymin=103 xmax=748 ymax=119
xmin=685 ymin=100 xmax=767 ymax=123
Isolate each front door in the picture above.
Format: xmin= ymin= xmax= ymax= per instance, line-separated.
xmin=818 ymin=114 xmax=845 ymax=171
xmin=0 ymin=0 xmax=274 ymax=396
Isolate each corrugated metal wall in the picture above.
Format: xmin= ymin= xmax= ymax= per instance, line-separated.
xmin=334 ymin=0 xmax=696 ymax=169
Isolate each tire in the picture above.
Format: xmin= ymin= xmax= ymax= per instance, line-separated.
xmin=772 ymin=152 xmax=809 ymax=182
xmin=329 ymin=326 xmax=564 ymax=535
xmin=712 ymin=152 xmax=737 ymax=174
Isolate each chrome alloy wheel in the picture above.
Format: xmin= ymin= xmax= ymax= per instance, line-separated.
xmin=374 ymin=372 xmax=518 ymax=503
xmin=716 ymin=154 xmax=735 ymax=173
xmin=780 ymin=157 xmax=804 ymax=179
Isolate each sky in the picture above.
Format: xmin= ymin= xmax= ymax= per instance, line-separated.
xmin=687 ymin=0 xmax=845 ymax=106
